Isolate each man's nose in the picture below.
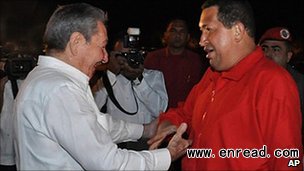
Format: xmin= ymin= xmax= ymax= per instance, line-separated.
xmin=101 ymin=49 xmax=109 ymax=64
xmin=199 ymin=34 xmax=208 ymax=47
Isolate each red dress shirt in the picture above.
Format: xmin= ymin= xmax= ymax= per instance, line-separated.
xmin=144 ymin=48 xmax=204 ymax=108
xmin=160 ymin=47 xmax=303 ymax=170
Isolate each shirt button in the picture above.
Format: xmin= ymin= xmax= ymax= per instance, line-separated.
xmin=202 ymin=112 xmax=207 ymax=120
xmin=212 ymin=90 xmax=215 ymax=96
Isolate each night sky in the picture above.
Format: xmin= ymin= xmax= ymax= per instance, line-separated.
xmin=0 ymin=0 xmax=303 ymax=53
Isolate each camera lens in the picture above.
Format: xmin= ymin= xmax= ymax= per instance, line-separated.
xmin=126 ymin=52 xmax=144 ymax=69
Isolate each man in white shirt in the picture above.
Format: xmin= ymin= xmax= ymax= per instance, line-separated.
xmin=93 ymin=37 xmax=168 ymax=151
xmin=94 ymin=38 xmax=168 ymax=124
xmin=1 ymin=60 xmax=24 ymax=171
xmin=13 ymin=3 xmax=191 ymax=170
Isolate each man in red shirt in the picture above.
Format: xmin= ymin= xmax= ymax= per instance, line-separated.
xmin=144 ymin=19 xmax=204 ymax=109
xmin=259 ymin=27 xmax=304 ymax=147
xmin=148 ymin=0 xmax=303 ymax=170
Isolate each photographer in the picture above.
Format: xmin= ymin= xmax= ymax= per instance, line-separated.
xmin=0 ymin=61 xmax=23 ymax=171
xmin=93 ymin=30 xmax=168 ymax=150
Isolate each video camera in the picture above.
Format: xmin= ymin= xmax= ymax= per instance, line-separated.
xmin=117 ymin=27 xmax=146 ymax=69
xmin=0 ymin=49 xmax=36 ymax=79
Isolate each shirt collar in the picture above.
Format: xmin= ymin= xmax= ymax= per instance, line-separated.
xmin=209 ymin=46 xmax=264 ymax=81
xmin=38 ymin=55 xmax=90 ymax=89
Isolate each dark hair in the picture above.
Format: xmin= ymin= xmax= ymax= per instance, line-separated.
xmin=107 ymin=31 xmax=125 ymax=52
xmin=165 ymin=19 xmax=189 ymax=33
xmin=202 ymin=0 xmax=255 ymax=38
xmin=43 ymin=3 xmax=107 ymax=53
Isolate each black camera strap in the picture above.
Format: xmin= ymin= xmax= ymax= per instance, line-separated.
xmin=102 ymin=72 xmax=138 ymax=115
xmin=9 ymin=77 xmax=18 ymax=99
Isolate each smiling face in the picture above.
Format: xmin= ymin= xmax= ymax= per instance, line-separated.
xmin=78 ymin=21 xmax=108 ymax=77
xmin=198 ymin=6 xmax=238 ymax=71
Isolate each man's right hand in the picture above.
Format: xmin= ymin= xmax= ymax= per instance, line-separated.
xmin=166 ymin=123 xmax=192 ymax=161
xmin=148 ymin=121 xmax=177 ymax=150
xmin=148 ymin=121 xmax=192 ymax=161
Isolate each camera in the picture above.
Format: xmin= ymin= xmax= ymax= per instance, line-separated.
xmin=118 ymin=50 xmax=145 ymax=69
xmin=0 ymin=50 xmax=36 ymax=79
xmin=119 ymin=27 xmax=146 ymax=69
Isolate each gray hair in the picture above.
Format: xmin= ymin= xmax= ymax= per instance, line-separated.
xmin=43 ymin=3 xmax=107 ymax=53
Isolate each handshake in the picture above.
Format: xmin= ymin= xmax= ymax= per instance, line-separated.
xmin=143 ymin=118 xmax=192 ymax=161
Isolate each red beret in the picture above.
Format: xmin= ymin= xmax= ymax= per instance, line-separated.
xmin=259 ymin=27 xmax=292 ymax=44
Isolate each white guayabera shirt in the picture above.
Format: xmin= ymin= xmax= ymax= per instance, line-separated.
xmin=13 ymin=55 xmax=170 ymax=170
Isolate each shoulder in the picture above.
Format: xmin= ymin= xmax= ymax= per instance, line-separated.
xmin=185 ymin=49 xmax=201 ymax=59
xmin=142 ymin=69 xmax=165 ymax=82
xmin=143 ymin=68 xmax=162 ymax=74
xmin=144 ymin=49 xmax=166 ymax=68
xmin=258 ymin=58 xmax=289 ymax=77
xmin=19 ymin=68 xmax=80 ymax=100
xmin=253 ymin=58 xmax=291 ymax=82
xmin=184 ymin=49 xmax=203 ymax=67
xmin=143 ymin=68 xmax=164 ymax=77
xmin=146 ymin=48 xmax=166 ymax=58
xmin=253 ymin=58 xmax=299 ymax=97
xmin=32 ymin=69 xmax=75 ymax=88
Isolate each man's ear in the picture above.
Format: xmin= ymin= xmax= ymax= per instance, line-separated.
xmin=233 ymin=22 xmax=245 ymax=42
xmin=68 ymin=32 xmax=85 ymax=56
xmin=287 ymin=51 xmax=293 ymax=63
xmin=162 ymin=32 xmax=168 ymax=45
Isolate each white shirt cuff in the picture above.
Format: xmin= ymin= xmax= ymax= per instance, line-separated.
xmin=150 ymin=148 xmax=171 ymax=170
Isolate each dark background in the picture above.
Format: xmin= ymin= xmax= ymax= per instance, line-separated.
xmin=0 ymin=0 xmax=303 ymax=56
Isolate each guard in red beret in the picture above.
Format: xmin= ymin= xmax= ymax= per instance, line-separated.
xmin=259 ymin=27 xmax=293 ymax=66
